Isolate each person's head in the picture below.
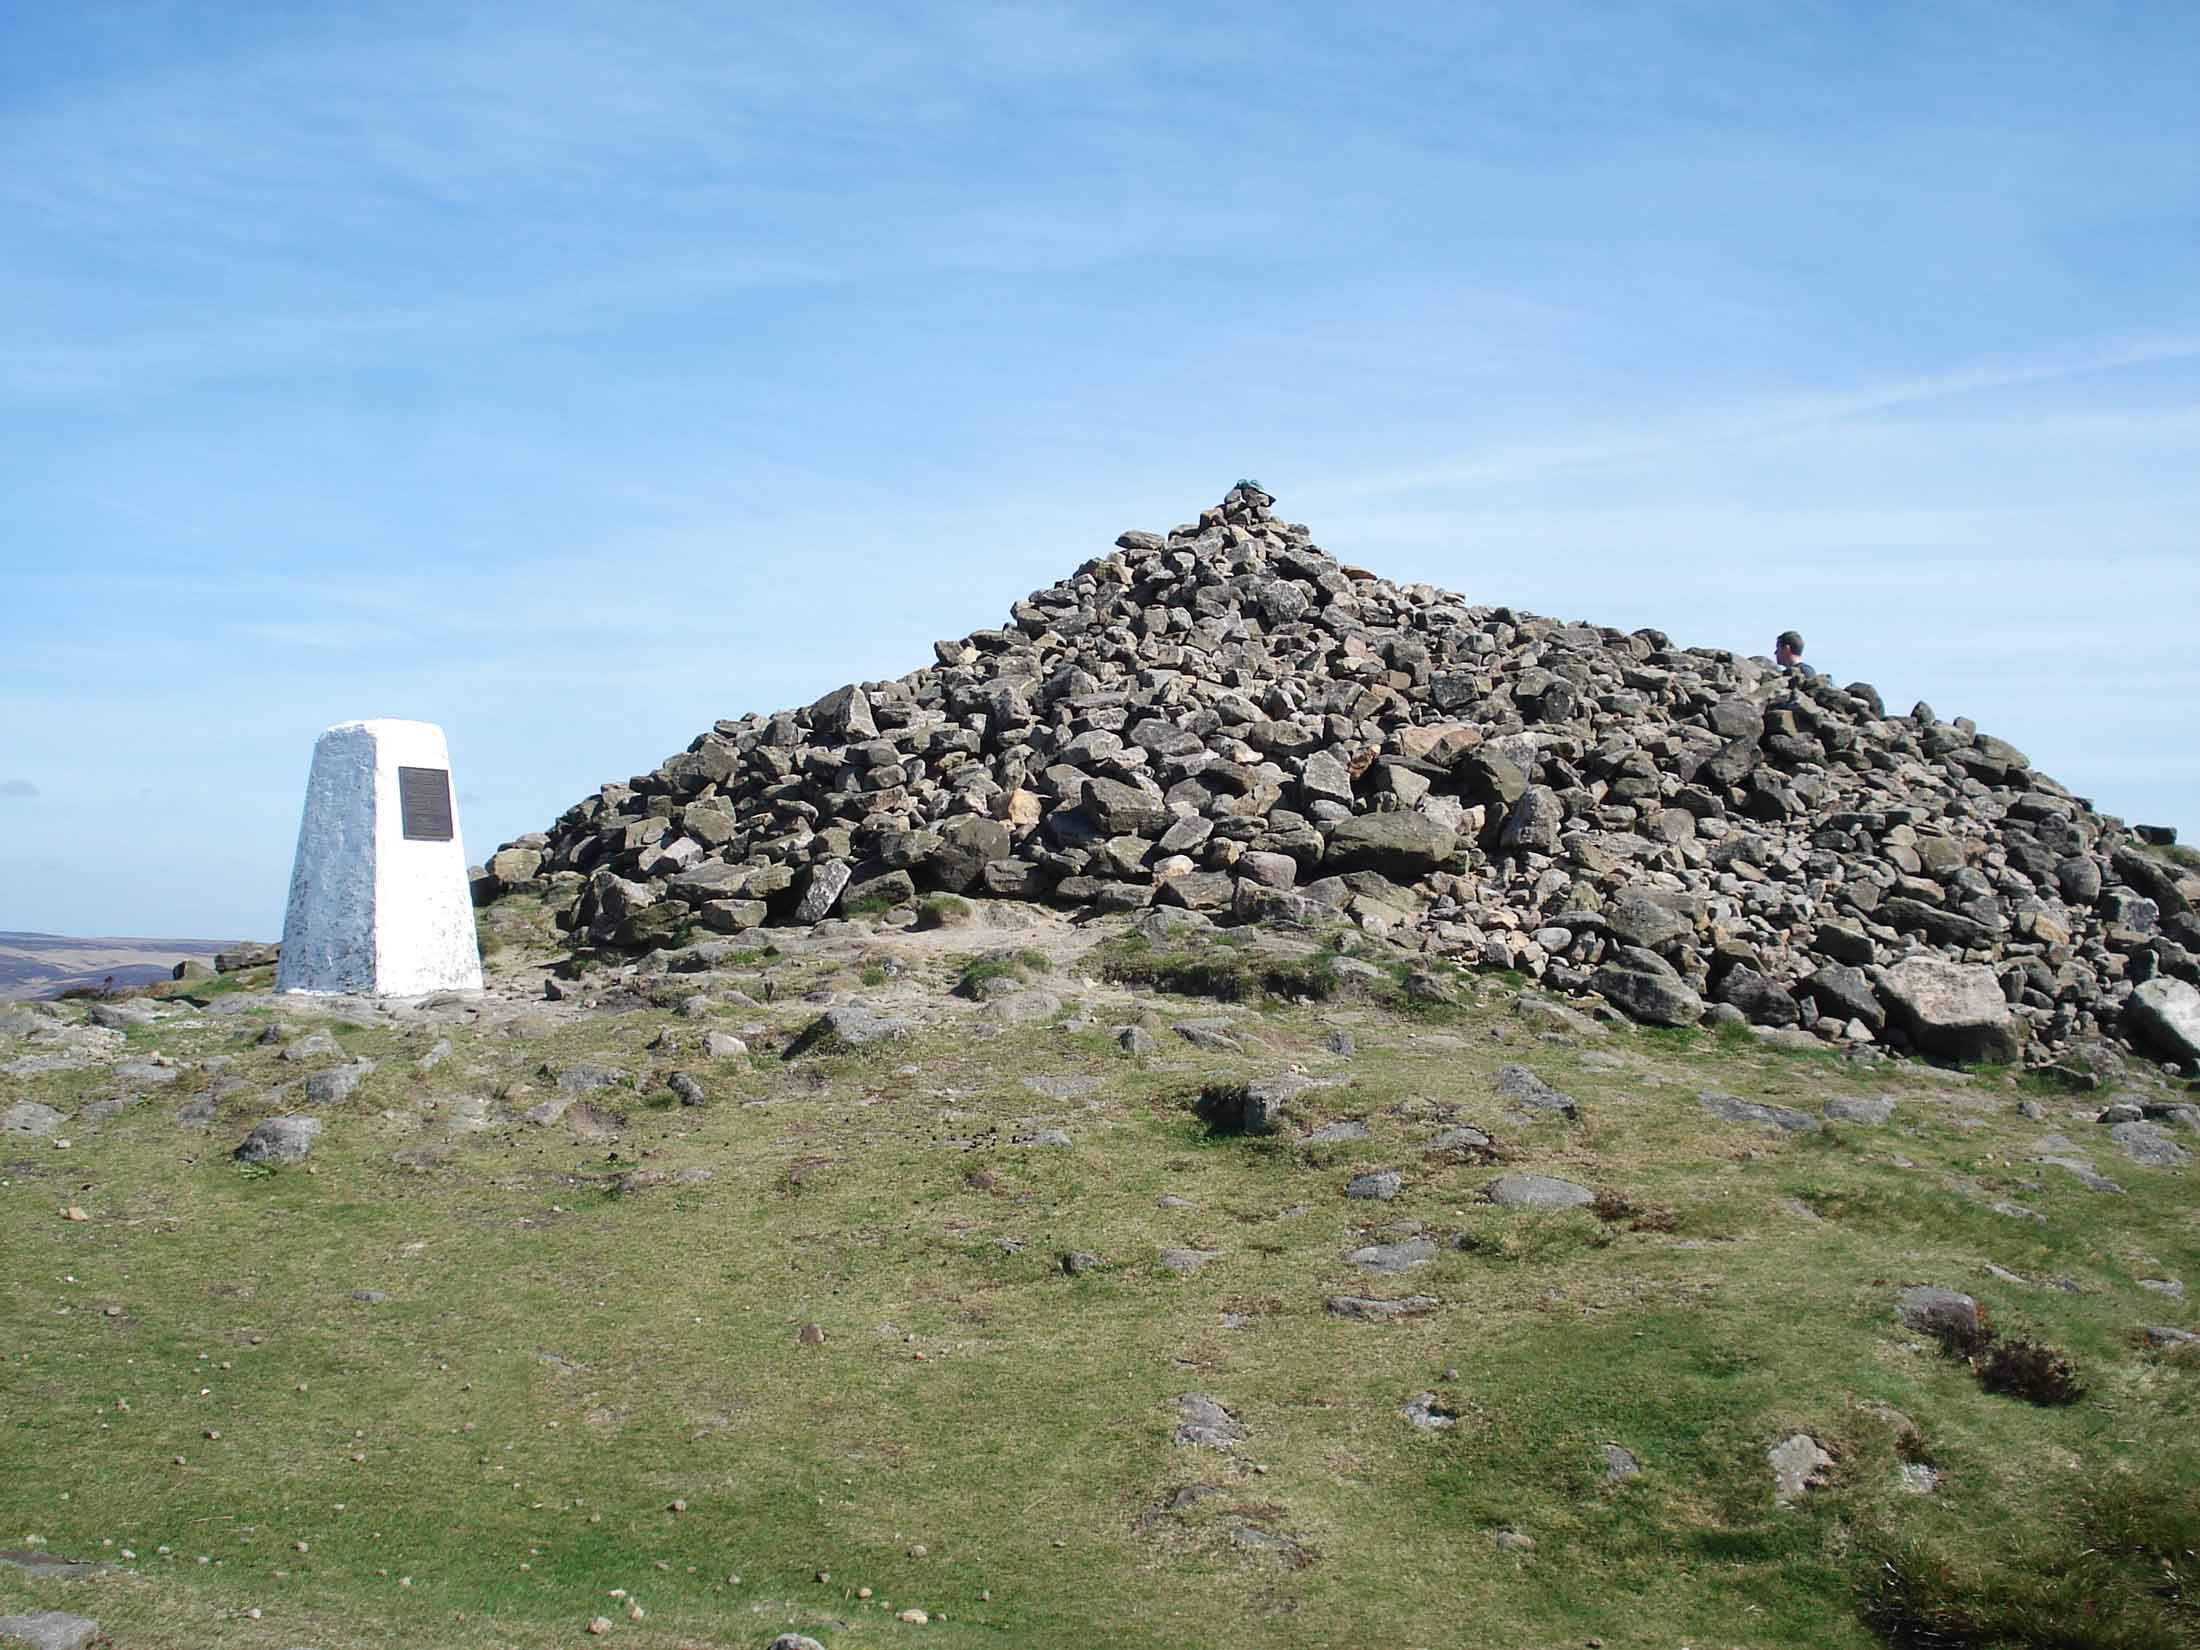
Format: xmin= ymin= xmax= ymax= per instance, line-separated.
xmin=1775 ymin=630 xmax=1804 ymax=668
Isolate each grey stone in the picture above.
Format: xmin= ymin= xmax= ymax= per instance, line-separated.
xmin=2109 ymin=1120 xmax=2192 ymax=1169
xmin=1173 ymin=1392 xmax=1244 ymax=1449
xmin=234 ymin=1115 xmax=323 ymax=1164
xmin=1878 ymin=958 xmax=2026 ymax=1064
xmin=1768 ymin=1433 xmax=1834 ymax=1506
xmin=985 ymin=990 xmax=1063 ymax=1025
xmin=551 ymin=1063 xmax=629 ymax=1097
xmin=0 ymin=1552 xmax=103 ymax=1582
xmin=1400 ymin=1390 xmax=1458 ymax=1430
xmin=1344 ymin=1171 xmax=1403 ymax=1200
xmin=1700 ymin=1091 xmax=1820 ymax=1133
xmin=1493 ymin=1063 xmax=1579 ymax=1119
xmin=0 ymin=1101 xmax=65 ymax=1138
xmin=2126 ymin=978 xmax=2200 ymax=1065
xmin=1895 ymin=1285 xmax=1981 ymax=1337
xmin=1481 ymin=1172 xmax=1594 ymax=1209
xmin=1173 ymin=1019 xmax=1243 ymax=1051
xmin=1322 ymin=813 xmax=1457 ymax=881
xmin=785 ymin=1005 xmax=911 ymax=1056
xmin=279 ymin=1029 xmax=342 ymax=1064
xmin=1304 ymin=1119 xmax=1370 ymax=1144
xmin=1346 ymin=1237 xmax=1438 ymax=1274
xmin=1590 ymin=955 xmax=1703 ymax=1028
xmin=1158 ymin=1246 xmax=1220 ymax=1273
xmin=1299 ymin=751 xmax=1356 ymax=806
xmin=1326 ymin=1294 xmax=1438 ymax=1321
xmin=1114 ymin=1024 xmax=1158 ymax=1055
xmin=1013 ymin=1128 xmax=1073 ymax=1149
xmin=2034 ymin=1149 xmax=2126 ymax=1195
xmin=793 ymin=860 xmax=852 ymax=924
xmin=1602 ymin=1444 xmax=1641 ymax=1483
xmin=1605 ymin=889 xmax=1691 ymax=949
xmin=304 ymin=1059 xmax=375 ymax=1105
xmin=1800 ymin=963 xmax=1886 ymax=1033
xmin=1714 ymin=965 xmax=1801 ymax=1028
xmin=0 ymin=1612 xmax=101 ymax=1650
xmin=1825 ymin=1095 xmax=1895 ymax=1126
xmin=1427 ymin=1125 xmax=1494 ymax=1152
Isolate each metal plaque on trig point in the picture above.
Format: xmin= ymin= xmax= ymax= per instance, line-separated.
xmin=397 ymin=766 xmax=454 ymax=842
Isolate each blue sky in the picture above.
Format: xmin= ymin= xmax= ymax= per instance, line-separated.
xmin=2 ymin=1 xmax=2195 ymax=940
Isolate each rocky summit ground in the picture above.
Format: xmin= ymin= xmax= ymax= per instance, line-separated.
xmin=2 ymin=892 xmax=2198 ymax=1650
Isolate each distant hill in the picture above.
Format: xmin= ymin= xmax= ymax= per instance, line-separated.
xmin=0 ymin=930 xmax=238 ymax=1000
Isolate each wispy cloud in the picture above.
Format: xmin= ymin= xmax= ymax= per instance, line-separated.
xmin=1301 ymin=333 xmax=2200 ymax=503
xmin=0 ymin=779 xmax=39 ymax=800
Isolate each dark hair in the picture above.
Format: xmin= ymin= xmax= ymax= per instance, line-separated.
xmin=1777 ymin=631 xmax=1804 ymax=653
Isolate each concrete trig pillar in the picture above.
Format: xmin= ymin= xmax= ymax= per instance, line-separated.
xmin=276 ymin=719 xmax=484 ymax=996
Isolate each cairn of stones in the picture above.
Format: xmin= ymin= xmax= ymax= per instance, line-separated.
xmin=479 ymin=486 xmax=2200 ymax=1070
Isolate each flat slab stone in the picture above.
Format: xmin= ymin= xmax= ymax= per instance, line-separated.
xmin=1022 ymin=1075 xmax=1101 ymax=1101
xmin=2032 ymin=1152 xmax=2120 ymax=1196
xmin=1825 ymin=1095 xmax=1895 ymax=1126
xmin=1326 ymin=1294 xmax=1439 ymax=1321
xmin=2109 ymin=1120 xmax=2192 ymax=1169
xmin=1481 ymin=1172 xmax=1594 ymax=1209
xmin=0 ymin=1551 xmax=103 ymax=1582
xmin=0 ymin=1613 xmax=101 ymax=1650
xmin=1700 ymin=1092 xmax=1820 ymax=1133
xmin=0 ymin=1102 xmax=65 ymax=1138
xmin=1426 ymin=1125 xmax=1495 ymax=1153
xmin=1158 ymin=1247 xmax=1221 ymax=1273
xmin=1303 ymin=1120 xmax=1369 ymax=1144
xmin=1344 ymin=1171 xmax=1403 ymax=1201
xmin=1346 ymin=1237 xmax=1437 ymax=1274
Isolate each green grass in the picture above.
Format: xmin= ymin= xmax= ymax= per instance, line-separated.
xmin=1094 ymin=938 xmax=1340 ymax=1004
xmin=3 ymin=919 xmax=2199 ymax=1650
xmin=953 ymin=948 xmax=1053 ymax=997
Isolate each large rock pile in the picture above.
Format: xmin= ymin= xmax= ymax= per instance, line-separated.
xmin=481 ymin=486 xmax=2200 ymax=1068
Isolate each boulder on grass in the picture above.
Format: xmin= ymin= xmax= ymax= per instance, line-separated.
xmin=1878 ymin=957 xmax=2026 ymax=1064
xmin=2125 ymin=978 xmax=2200 ymax=1066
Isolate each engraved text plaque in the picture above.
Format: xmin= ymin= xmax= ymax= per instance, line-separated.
xmin=397 ymin=765 xmax=454 ymax=842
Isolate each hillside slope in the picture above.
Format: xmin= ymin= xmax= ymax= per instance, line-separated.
xmin=1 ymin=896 xmax=2195 ymax=1648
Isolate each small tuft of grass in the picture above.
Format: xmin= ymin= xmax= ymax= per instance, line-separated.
xmin=916 ymin=894 xmax=974 ymax=930
xmin=956 ymin=948 xmax=1053 ymax=997
xmin=1918 ymin=1300 xmax=2086 ymax=1407
xmin=1097 ymin=941 xmax=1337 ymax=1005
xmin=1977 ymin=1338 xmax=2087 ymax=1406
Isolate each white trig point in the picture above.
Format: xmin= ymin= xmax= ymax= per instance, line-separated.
xmin=276 ymin=719 xmax=484 ymax=996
